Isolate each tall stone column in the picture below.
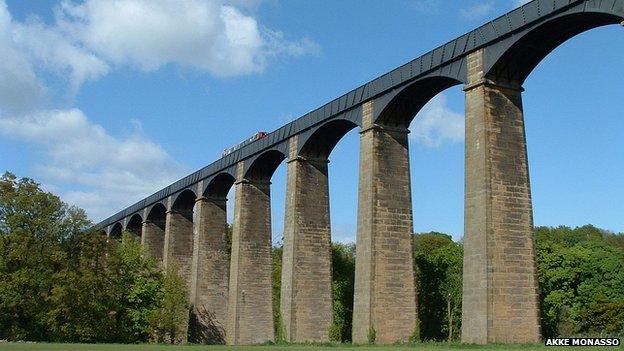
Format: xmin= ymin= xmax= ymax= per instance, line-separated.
xmin=462 ymin=49 xmax=541 ymax=344
xmin=280 ymin=136 xmax=333 ymax=342
xmin=162 ymin=207 xmax=195 ymax=342
xmin=141 ymin=219 xmax=165 ymax=263
xmin=189 ymin=196 xmax=229 ymax=343
xmin=164 ymin=209 xmax=194 ymax=290
xmin=353 ymin=101 xmax=417 ymax=344
xmin=226 ymin=163 xmax=274 ymax=345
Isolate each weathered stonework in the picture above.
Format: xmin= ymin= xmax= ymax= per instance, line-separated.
xmin=352 ymin=101 xmax=417 ymax=344
xmin=164 ymin=209 xmax=195 ymax=290
xmin=141 ymin=220 xmax=165 ymax=263
xmin=462 ymin=49 xmax=541 ymax=344
xmin=189 ymin=196 xmax=229 ymax=343
xmin=280 ymin=136 xmax=333 ymax=343
xmin=163 ymin=207 xmax=195 ymax=342
xmin=226 ymin=163 xmax=275 ymax=345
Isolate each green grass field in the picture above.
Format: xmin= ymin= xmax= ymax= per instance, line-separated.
xmin=1 ymin=343 xmax=621 ymax=351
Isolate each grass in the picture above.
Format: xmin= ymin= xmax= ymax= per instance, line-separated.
xmin=1 ymin=342 xmax=622 ymax=351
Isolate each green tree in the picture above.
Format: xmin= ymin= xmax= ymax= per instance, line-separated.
xmin=413 ymin=232 xmax=462 ymax=341
xmin=46 ymin=231 xmax=116 ymax=342
xmin=535 ymin=225 xmax=624 ymax=337
xmin=272 ymin=245 xmax=285 ymax=342
xmin=0 ymin=172 xmax=88 ymax=341
xmin=47 ymin=232 xmax=163 ymax=343
xmin=328 ymin=243 xmax=355 ymax=342
xmin=149 ymin=264 xmax=189 ymax=344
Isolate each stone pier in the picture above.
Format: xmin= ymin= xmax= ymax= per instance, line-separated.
xmin=142 ymin=219 xmax=165 ymax=262
xmin=461 ymin=49 xmax=541 ymax=344
xmin=164 ymin=209 xmax=195 ymax=290
xmin=280 ymin=136 xmax=333 ymax=342
xmin=189 ymin=196 xmax=230 ymax=343
xmin=226 ymin=164 xmax=275 ymax=345
xmin=352 ymin=101 xmax=417 ymax=344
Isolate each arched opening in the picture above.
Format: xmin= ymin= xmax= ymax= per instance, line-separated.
xmin=299 ymin=119 xmax=359 ymax=159
xmin=126 ymin=213 xmax=143 ymax=238
xmin=376 ymin=76 xmax=462 ymax=128
xmin=172 ymin=189 xmax=197 ymax=221
xmin=204 ymin=172 xmax=236 ymax=199
xmin=245 ymin=150 xmax=286 ymax=182
xmin=487 ymin=12 xmax=624 ymax=85
xmin=110 ymin=222 xmax=123 ymax=240
xmin=147 ymin=203 xmax=167 ymax=229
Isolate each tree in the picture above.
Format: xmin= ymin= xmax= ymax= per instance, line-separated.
xmin=328 ymin=243 xmax=355 ymax=342
xmin=535 ymin=225 xmax=624 ymax=337
xmin=46 ymin=232 xmax=163 ymax=343
xmin=0 ymin=172 xmax=88 ymax=341
xmin=413 ymin=232 xmax=462 ymax=341
xmin=149 ymin=264 xmax=189 ymax=344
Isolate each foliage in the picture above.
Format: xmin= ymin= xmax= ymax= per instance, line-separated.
xmin=367 ymin=327 xmax=376 ymax=344
xmin=0 ymin=172 xmax=87 ymax=341
xmin=4 ymin=170 xmax=624 ymax=343
xmin=148 ymin=264 xmax=189 ymax=344
xmin=0 ymin=172 xmax=179 ymax=344
xmin=535 ymin=225 xmax=624 ymax=337
xmin=329 ymin=243 xmax=355 ymax=343
xmin=414 ymin=232 xmax=463 ymax=342
xmin=47 ymin=232 xmax=163 ymax=343
xmin=271 ymin=245 xmax=283 ymax=340
xmin=578 ymin=300 xmax=624 ymax=335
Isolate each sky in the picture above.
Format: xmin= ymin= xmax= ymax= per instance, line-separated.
xmin=0 ymin=0 xmax=622 ymax=244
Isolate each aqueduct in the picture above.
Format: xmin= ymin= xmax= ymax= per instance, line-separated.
xmin=98 ymin=0 xmax=624 ymax=345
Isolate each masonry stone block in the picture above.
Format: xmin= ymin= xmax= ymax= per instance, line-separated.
xmin=462 ymin=49 xmax=541 ymax=344
xmin=188 ymin=196 xmax=229 ymax=343
xmin=226 ymin=163 xmax=275 ymax=345
xmin=352 ymin=101 xmax=417 ymax=344
xmin=141 ymin=220 xmax=165 ymax=263
xmin=164 ymin=208 xmax=195 ymax=342
xmin=280 ymin=136 xmax=333 ymax=343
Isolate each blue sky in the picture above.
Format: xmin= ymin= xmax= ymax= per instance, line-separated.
xmin=0 ymin=0 xmax=622 ymax=243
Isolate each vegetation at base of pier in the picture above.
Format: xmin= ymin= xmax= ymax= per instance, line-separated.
xmin=0 ymin=172 xmax=186 ymax=343
xmin=0 ymin=342 xmax=620 ymax=351
xmin=1 ymin=171 xmax=624 ymax=345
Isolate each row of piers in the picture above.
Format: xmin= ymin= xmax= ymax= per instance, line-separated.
xmin=107 ymin=50 xmax=541 ymax=345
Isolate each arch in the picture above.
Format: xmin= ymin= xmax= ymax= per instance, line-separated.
xmin=298 ymin=119 xmax=359 ymax=159
xmin=126 ymin=213 xmax=143 ymax=237
xmin=244 ymin=149 xmax=286 ymax=181
xmin=110 ymin=222 xmax=123 ymax=240
xmin=204 ymin=172 xmax=236 ymax=198
xmin=172 ymin=189 xmax=197 ymax=221
xmin=375 ymin=76 xmax=463 ymax=128
xmin=147 ymin=203 xmax=167 ymax=230
xmin=486 ymin=9 xmax=624 ymax=85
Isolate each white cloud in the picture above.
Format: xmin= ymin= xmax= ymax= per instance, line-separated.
xmin=411 ymin=94 xmax=464 ymax=148
xmin=0 ymin=3 xmax=47 ymax=114
xmin=0 ymin=109 xmax=185 ymax=220
xmin=514 ymin=0 xmax=532 ymax=7
xmin=0 ymin=0 xmax=320 ymax=221
xmin=0 ymin=0 xmax=319 ymax=106
xmin=459 ymin=2 xmax=495 ymax=20
xmin=56 ymin=0 xmax=319 ymax=76
xmin=12 ymin=17 xmax=109 ymax=94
